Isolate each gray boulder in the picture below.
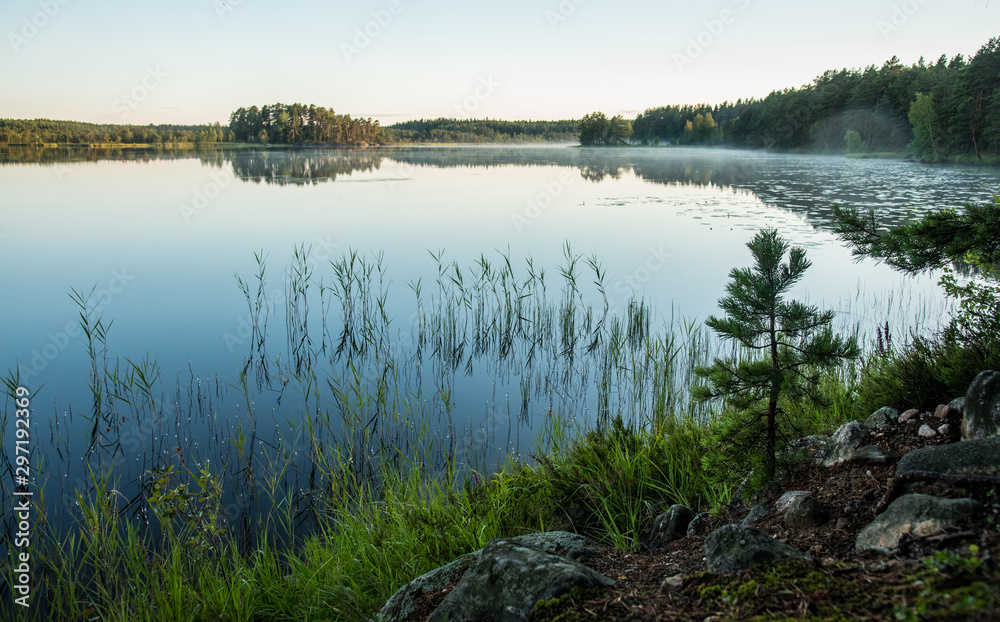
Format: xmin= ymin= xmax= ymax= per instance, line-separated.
xmin=856 ymin=494 xmax=982 ymax=552
xmin=509 ymin=531 xmax=603 ymax=560
xmin=934 ymin=403 xmax=958 ymax=421
xmin=742 ymin=504 xmax=768 ymax=526
xmin=963 ymin=370 xmax=1000 ymax=441
xmin=851 ymin=445 xmax=893 ymax=465
xmin=896 ymin=435 xmax=1000 ymax=477
xmin=918 ymin=424 xmax=938 ymax=438
xmin=704 ymin=524 xmax=811 ymax=574
xmin=379 ymin=531 xmax=603 ymax=622
xmin=774 ymin=491 xmax=811 ymax=513
xmin=820 ymin=420 xmax=869 ymax=467
xmin=784 ymin=496 xmax=829 ymax=530
xmin=686 ymin=512 xmax=714 ymax=537
xmin=379 ymin=554 xmax=478 ymax=622
xmin=648 ymin=504 xmax=695 ymax=549
xmin=427 ymin=538 xmax=614 ymax=622
xmin=949 ymin=397 xmax=965 ymax=414
xmin=866 ymin=406 xmax=899 ymax=430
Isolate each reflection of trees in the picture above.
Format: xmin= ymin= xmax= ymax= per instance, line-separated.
xmin=0 ymin=145 xmax=198 ymax=165
xmin=227 ymin=149 xmax=384 ymax=185
xmin=579 ymin=163 xmax=625 ymax=182
xmin=3 ymin=145 xmax=994 ymax=232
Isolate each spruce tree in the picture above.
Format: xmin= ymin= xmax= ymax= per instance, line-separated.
xmin=694 ymin=228 xmax=859 ymax=481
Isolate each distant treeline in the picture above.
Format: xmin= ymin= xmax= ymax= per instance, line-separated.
xmin=385 ymin=118 xmax=578 ymax=143
xmin=0 ymin=113 xmax=576 ymax=146
xmin=4 ymin=36 xmax=998 ymax=158
xmin=629 ymin=37 xmax=1000 ymax=161
xmin=0 ymin=118 xmax=230 ymax=145
xmin=228 ymin=103 xmax=383 ymax=145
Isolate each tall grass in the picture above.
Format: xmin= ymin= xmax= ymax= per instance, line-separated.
xmin=0 ymin=245 xmax=891 ymax=620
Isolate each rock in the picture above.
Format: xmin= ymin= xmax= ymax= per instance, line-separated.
xmin=784 ymin=496 xmax=829 ymax=530
xmin=686 ymin=512 xmax=714 ymax=537
xmin=851 ymin=445 xmax=893 ymax=465
xmin=896 ymin=436 xmax=1000 ymax=477
xmin=704 ymin=524 xmax=811 ymax=574
xmin=963 ymin=370 xmax=1000 ymax=441
xmin=379 ymin=554 xmax=479 ymax=622
xmin=899 ymin=408 xmax=920 ymax=423
xmin=379 ymin=531 xmax=604 ymax=622
xmin=934 ymin=404 xmax=956 ymax=421
xmin=785 ymin=435 xmax=831 ymax=463
xmin=866 ymin=406 xmax=899 ymax=430
xmin=855 ymin=494 xmax=983 ymax=553
xmin=937 ymin=424 xmax=951 ymax=437
xmin=949 ymin=397 xmax=965 ymax=414
xmin=427 ymin=538 xmax=614 ymax=622
xmin=918 ymin=424 xmax=938 ymax=438
xmin=820 ymin=420 xmax=868 ymax=467
xmin=660 ymin=574 xmax=684 ymax=593
xmin=509 ymin=531 xmax=603 ymax=560
xmin=742 ymin=504 xmax=768 ymax=526
xmin=648 ymin=505 xmax=695 ymax=549
xmin=835 ymin=517 xmax=849 ymax=530
xmin=775 ymin=491 xmax=811 ymax=513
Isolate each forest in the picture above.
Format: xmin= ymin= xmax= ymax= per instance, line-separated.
xmin=0 ymin=119 xmax=230 ymax=145
xmin=630 ymin=36 xmax=1000 ymax=161
xmin=227 ymin=103 xmax=383 ymax=145
xmin=386 ymin=118 xmax=578 ymax=143
xmin=1 ymin=36 xmax=997 ymax=159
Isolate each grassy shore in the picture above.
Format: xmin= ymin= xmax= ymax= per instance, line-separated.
xmin=2 ymin=246 xmax=994 ymax=621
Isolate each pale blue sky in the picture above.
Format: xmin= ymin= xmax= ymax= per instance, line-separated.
xmin=0 ymin=0 xmax=995 ymax=125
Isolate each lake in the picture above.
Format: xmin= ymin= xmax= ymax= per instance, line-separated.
xmin=2 ymin=145 xmax=998 ymax=535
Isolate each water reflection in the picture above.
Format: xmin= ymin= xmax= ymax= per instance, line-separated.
xmin=5 ymin=145 xmax=997 ymax=231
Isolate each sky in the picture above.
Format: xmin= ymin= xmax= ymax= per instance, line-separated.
xmin=0 ymin=0 xmax=996 ymax=126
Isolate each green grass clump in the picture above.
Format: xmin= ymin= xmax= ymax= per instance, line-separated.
xmin=531 ymin=414 xmax=724 ymax=550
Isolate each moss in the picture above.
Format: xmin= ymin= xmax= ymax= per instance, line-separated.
xmin=530 ymin=586 xmax=604 ymax=622
xmin=893 ymin=546 xmax=1000 ymax=620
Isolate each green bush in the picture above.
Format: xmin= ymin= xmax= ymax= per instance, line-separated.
xmin=855 ymin=271 xmax=1000 ymax=414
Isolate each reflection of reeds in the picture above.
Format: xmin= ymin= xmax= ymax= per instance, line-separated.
xmin=0 ymin=245 xmax=771 ymax=619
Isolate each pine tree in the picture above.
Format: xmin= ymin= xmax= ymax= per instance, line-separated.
xmin=834 ymin=193 xmax=1000 ymax=276
xmin=694 ymin=228 xmax=859 ymax=481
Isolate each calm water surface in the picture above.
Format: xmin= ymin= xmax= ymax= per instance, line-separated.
xmin=1 ymin=145 xmax=997 ymax=530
